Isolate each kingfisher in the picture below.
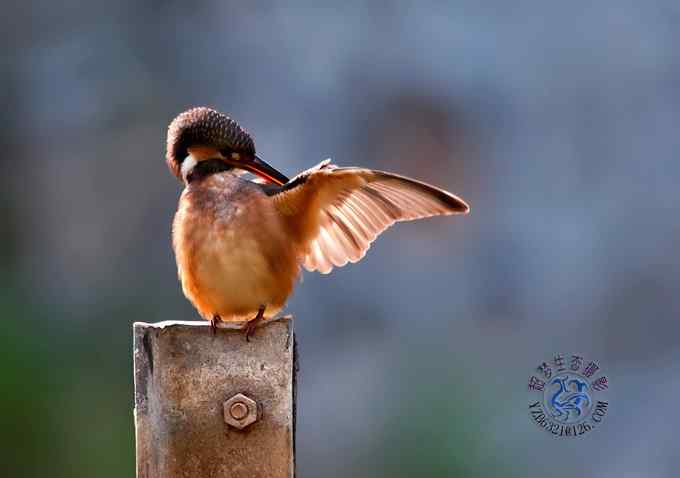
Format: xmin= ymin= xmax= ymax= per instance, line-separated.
xmin=167 ymin=107 xmax=469 ymax=340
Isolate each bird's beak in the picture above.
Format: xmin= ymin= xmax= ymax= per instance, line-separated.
xmin=228 ymin=154 xmax=289 ymax=185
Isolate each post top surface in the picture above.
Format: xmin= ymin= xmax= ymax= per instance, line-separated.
xmin=133 ymin=315 xmax=292 ymax=331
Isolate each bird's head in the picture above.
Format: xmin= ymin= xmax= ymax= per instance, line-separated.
xmin=166 ymin=107 xmax=289 ymax=185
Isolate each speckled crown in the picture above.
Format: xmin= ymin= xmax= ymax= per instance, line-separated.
xmin=166 ymin=107 xmax=256 ymax=178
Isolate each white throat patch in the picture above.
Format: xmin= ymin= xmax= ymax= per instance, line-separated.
xmin=181 ymin=154 xmax=198 ymax=181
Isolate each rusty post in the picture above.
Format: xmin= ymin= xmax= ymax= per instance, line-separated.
xmin=133 ymin=318 xmax=295 ymax=478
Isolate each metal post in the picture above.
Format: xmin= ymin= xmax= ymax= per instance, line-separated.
xmin=133 ymin=318 xmax=295 ymax=478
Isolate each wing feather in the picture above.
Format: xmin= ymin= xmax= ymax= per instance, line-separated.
xmin=271 ymin=161 xmax=469 ymax=274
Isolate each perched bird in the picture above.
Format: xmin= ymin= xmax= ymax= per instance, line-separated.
xmin=167 ymin=107 xmax=469 ymax=340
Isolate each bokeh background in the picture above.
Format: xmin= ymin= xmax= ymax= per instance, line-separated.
xmin=2 ymin=2 xmax=679 ymax=477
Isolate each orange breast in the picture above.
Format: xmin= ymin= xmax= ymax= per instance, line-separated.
xmin=172 ymin=176 xmax=300 ymax=321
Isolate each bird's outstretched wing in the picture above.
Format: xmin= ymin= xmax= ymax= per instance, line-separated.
xmin=270 ymin=160 xmax=469 ymax=274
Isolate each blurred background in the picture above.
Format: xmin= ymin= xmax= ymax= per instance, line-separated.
xmin=2 ymin=1 xmax=679 ymax=477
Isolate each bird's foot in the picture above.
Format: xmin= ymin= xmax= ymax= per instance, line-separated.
xmin=210 ymin=315 xmax=223 ymax=335
xmin=244 ymin=305 xmax=266 ymax=342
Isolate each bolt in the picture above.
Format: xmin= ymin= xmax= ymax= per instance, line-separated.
xmin=223 ymin=393 xmax=258 ymax=429
xmin=229 ymin=402 xmax=248 ymax=420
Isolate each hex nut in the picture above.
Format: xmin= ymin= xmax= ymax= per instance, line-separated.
xmin=223 ymin=393 xmax=258 ymax=429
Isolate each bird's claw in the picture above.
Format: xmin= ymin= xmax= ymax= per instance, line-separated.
xmin=244 ymin=305 xmax=266 ymax=342
xmin=210 ymin=315 xmax=222 ymax=335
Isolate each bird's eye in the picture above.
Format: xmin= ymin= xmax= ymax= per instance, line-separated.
xmin=219 ymin=149 xmax=241 ymax=161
